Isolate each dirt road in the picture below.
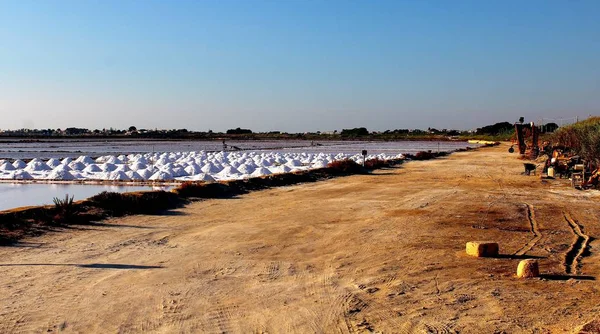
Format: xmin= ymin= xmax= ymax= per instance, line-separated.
xmin=1 ymin=144 xmax=600 ymax=333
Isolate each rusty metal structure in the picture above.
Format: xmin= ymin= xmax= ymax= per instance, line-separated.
xmin=514 ymin=122 xmax=539 ymax=157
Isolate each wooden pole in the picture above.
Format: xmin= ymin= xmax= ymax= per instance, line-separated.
xmin=515 ymin=123 xmax=526 ymax=154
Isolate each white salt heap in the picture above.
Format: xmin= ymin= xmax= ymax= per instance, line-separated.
xmin=107 ymin=171 xmax=130 ymax=181
xmin=0 ymin=162 xmax=16 ymax=171
xmin=270 ymin=165 xmax=292 ymax=174
xmin=0 ymin=150 xmax=404 ymax=182
xmin=137 ymin=168 xmax=155 ymax=180
xmin=12 ymin=160 xmax=27 ymax=169
xmin=201 ymin=163 xmax=221 ymax=174
xmin=250 ymin=167 xmax=272 ymax=177
xmin=216 ymin=166 xmax=241 ymax=179
xmin=46 ymin=158 xmax=62 ymax=168
xmin=149 ymin=170 xmax=174 ymax=181
xmin=53 ymin=165 xmax=72 ymax=173
xmin=68 ymin=161 xmax=86 ymax=171
xmin=184 ymin=164 xmax=202 ymax=176
xmin=77 ymin=155 xmax=95 ymax=164
xmin=11 ymin=170 xmax=34 ymax=180
xmin=311 ymin=160 xmax=329 ymax=168
xmin=83 ymin=164 xmax=102 ymax=173
xmin=25 ymin=161 xmax=52 ymax=172
xmin=100 ymin=163 xmax=117 ymax=172
xmin=126 ymin=171 xmax=144 ymax=180
xmin=46 ymin=169 xmax=76 ymax=180
xmin=191 ymin=173 xmax=216 ymax=182
xmin=237 ymin=163 xmax=255 ymax=174
xmin=130 ymin=162 xmax=147 ymax=171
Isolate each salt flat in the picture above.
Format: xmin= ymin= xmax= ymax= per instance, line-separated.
xmin=1 ymin=144 xmax=599 ymax=333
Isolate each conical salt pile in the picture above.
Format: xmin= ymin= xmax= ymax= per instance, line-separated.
xmin=11 ymin=170 xmax=34 ymax=180
xmin=191 ymin=173 xmax=215 ymax=182
xmin=0 ymin=162 xmax=16 ymax=171
xmin=46 ymin=169 xmax=77 ymax=180
xmin=12 ymin=159 xmax=27 ymax=169
xmin=250 ymin=167 xmax=272 ymax=177
xmin=149 ymin=170 xmax=174 ymax=181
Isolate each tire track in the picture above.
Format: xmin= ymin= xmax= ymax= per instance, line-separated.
xmin=513 ymin=204 xmax=542 ymax=256
xmin=563 ymin=212 xmax=590 ymax=275
xmin=337 ymin=286 xmax=405 ymax=333
xmin=308 ymin=265 xmax=346 ymax=332
xmin=203 ymin=304 xmax=242 ymax=334
xmin=424 ymin=322 xmax=458 ymax=334
xmin=0 ymin=312 xmax=26 ymax=334
xmin=257 ymin=261 xmax=281 ymax=282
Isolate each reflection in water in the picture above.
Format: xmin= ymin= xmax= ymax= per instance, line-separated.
xmin=0 ymin=183 xmax=171 ymax=211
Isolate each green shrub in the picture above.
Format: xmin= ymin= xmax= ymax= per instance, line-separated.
xmin=53 ymin=194 xmax=74 ymax=208
xmin=52 ymin=194 xmax=75 ymax=224
xmin=553 ymin=117 xmax=600 ymax=165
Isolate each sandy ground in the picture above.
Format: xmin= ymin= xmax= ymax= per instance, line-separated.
xmin=1 ymin=144 xmax=600 ymax=333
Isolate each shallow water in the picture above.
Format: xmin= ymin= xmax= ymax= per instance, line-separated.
xmin=0 ymin=139 xmax=326 ymax=160
xmin=264 ymin=141 xmax=473 ymax=155
xmin=0 ymin=139 xmax=476 ymax=160
xmin=0 ymin=183 xmax=170 ymax=211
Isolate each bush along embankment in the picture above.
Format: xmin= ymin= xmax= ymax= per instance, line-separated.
xmin=0 ymin=190 xmax=183 ymax=244
xmin=552 ymin=117 xmax=600 ymax=167
xmin=0 ymin=145 xmax=492 ymax=245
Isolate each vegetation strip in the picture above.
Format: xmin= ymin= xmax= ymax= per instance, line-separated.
xmin=553 ymin=117 xmax=600 ymax=166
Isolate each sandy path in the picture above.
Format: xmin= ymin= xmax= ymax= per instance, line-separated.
xmin=1 ymin=144 xmax=600 ymax=333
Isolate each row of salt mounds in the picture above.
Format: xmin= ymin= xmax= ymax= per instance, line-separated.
xmin=0 ymin=150 xmax=404 ymax=182
xmin=1 ymin=170 xmax=35 ymax=180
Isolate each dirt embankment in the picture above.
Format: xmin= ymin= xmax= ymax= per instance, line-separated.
xmin=1 ymin=144 xmax=599 ymax=333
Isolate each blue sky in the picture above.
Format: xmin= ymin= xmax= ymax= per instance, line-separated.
xmin=1 ymin=0 xmax=599 ymax=132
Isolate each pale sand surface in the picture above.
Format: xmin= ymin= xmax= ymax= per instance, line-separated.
xmin=1 ymin=144 xmax=600 ymax=333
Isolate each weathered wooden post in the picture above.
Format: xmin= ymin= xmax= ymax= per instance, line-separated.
xmin=515 ymin=123 xmax=526 ymax=154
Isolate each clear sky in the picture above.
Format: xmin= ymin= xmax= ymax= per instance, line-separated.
xmin=1 ymin=0 xmax=599 ymax=132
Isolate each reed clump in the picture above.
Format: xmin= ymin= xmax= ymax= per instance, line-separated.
xmin=553 ymin=117 xmax=600 ymax=166
xmin=52 ymin=194 xmax=75 ymax=224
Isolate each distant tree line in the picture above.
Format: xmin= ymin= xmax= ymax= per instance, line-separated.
xmin=476 ymin=122 xmax=513 ymax=136
xmin=0 ymin=120 xmax=562 ymax=140
xmin=475 ymin=121 xmax=559 ymax=136
xmin=340 ymin=127 xmax=369 ymax=137
xmin=226 ymin=127 xmax=253 ymax=135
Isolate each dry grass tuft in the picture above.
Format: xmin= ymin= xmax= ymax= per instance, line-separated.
xmin=327 ymin=159 xmax=364 ymax=174
xmin=52 ymin=194 xmax=75 ymax=225
xmin=553 ymin=117 xmax=600 ymax=166
xmin=364 ymin=158 xmax=388 ymax=169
